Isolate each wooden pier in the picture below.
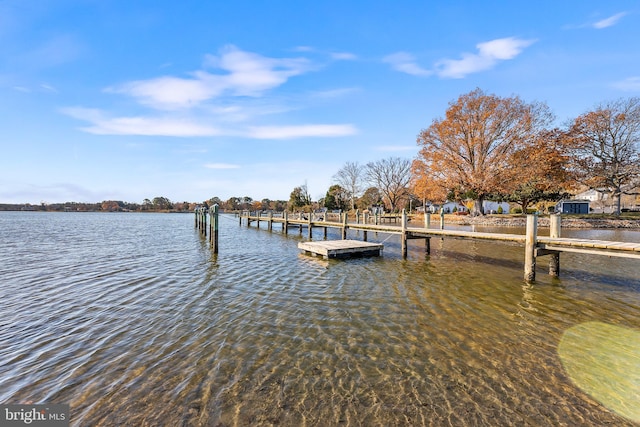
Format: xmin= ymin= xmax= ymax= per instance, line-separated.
xmin=238 ymin=210 xmax=640 ymax=282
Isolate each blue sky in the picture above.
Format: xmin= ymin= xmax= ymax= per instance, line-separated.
xmin=1 ymin=1 xmax=639 ymax=204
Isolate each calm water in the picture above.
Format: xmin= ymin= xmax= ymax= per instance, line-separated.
xmin=1 ymin=211 xmax=639 ymax=426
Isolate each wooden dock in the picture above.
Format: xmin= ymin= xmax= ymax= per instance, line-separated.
xmin=237 ymin=210 xmax=640 ymax=282
xmin=298 ymin=240 xmax=383 ymax=259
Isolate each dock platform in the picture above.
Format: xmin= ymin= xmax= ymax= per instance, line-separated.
xmin=298 ymin=240 xmax=383 ymax=259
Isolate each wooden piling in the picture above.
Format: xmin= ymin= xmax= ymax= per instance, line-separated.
xmin=341 ymin=213 xmax=347 ymax=240
xmin=401 ymin=209 xmax=408 ymax=258
xmin=284 ymin=211 xmax=289 ymax=234
xmin=549 ymin=214 xmax=561 ymax=277
xmin=524 ymin=214 xmax=538 ymax=282
xmin=210 ymin=204 xmax=219 ymax=253
xmin=425 ymin=212 xmax=431 ymax=229
xmin=308 ymin=214 xmax=312 ymax=239
xmin=440 ymin=208 xmax=445 ymax=230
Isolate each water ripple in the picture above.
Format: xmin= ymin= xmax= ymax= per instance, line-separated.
xmin=1 ymin=212 xmax=639 ymax=426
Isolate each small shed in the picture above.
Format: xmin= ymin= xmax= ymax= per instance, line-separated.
xmin=556 ymin=199 xmax=590 ymax=214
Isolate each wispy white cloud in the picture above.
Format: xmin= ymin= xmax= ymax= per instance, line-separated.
xmin=204 ymin=163 xmax=241 ymax=169
xmin=612 ymin=76 xmax=640 ymax=91
xmin=435 ymin=37 xmax=536 ymax=78
xmin=61 ymin=107 xmax=222 ymax=137
xmin=106 ymin=45 xmax=312 ymax=110
xmin=13 ymin=86 xmax=30 ymax=93
xmin=65 ymin=46 xmax=360 ymax=140
xmin=246 ymin=124 xmax=357 ymax=139
xmin=385 ymin=37 xmax=535 ymax=79
xmin=331 ymin=52 xmax=358 ymax=61
xmin=40 ymin=83 xmax=58 ymax=92
xmin=61 ymin=107 xmax=358 ymax=139
xmin=383 ymin=52 xmax=432 ymax=76
xmin=593 ymin=12 xmax=627 ymax=29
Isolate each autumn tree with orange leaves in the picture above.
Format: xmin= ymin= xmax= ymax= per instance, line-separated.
xmin=503 ymin=128 xmax=576 ymax=212
xmin=414 ymin=88 xmax=554 ymax=215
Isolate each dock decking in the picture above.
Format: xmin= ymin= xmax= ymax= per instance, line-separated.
xmin=234 ymin=210 xmax=640 ymax=282
xmin=298 ymin=240 xmax=384 ymax=259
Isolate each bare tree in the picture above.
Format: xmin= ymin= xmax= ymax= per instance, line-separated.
xmin=567 ymin=97 xmax=640 ymax=215
xmin=333 ymin=161 xmax=363 ymax=210
xmin=365 ymin=157 xmax=412 ymax=212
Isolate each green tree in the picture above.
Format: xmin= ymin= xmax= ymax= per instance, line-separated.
xmin=324 ymin=184 xmax=349 ymax=211
xmin=289 ymin=184 xmax=311 ymax=211
xmin=357 ymin=187 xmax=383 ymax=210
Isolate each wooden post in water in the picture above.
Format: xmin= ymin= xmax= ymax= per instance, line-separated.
xmin=524 ymin=214 xmax=538 ymax=282
xmin=401 ymin=209 xmax=408 ymax=258
xmin=210 ymin=204 xmax=219 ymax=253
xmin=268 ymin=211 xmax=273 ymax=231
xmin=341 ymin=213 xmax=348 ymax=240
xmin=355 ymin=209 xmax=360 ymax=224
xmin=307 ymin=214 xmax=312 ymax=239
xmin=549 ymin=214 xmax=561 ymax=277
xmin=440 ymin=208 xmax=445 ymax=230
xmin=284 ymin=211 xmax=289 ymax=234
xmin=425 ymin=212 xmax=431 ymax=229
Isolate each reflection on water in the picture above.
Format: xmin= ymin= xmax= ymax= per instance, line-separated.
xmin=559 ymin=322 xmax=640 ymax=423
xmin=1 ymin=212 xmax=639 ymax=426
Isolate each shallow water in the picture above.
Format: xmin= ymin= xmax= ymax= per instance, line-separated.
xmin=1 ymin=212 xmax=639 ymax=426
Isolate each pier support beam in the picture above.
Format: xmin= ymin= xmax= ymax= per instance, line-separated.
xmin=440 ymin=208 xmax=445 ymax=230
xmin=549 ymin=214 xmax=561 ymax=277
xmin=209 ymin=204 xmax=219 ymax=253
xmin=284 ymin=211 xmax=289 ymax=235
xmin=341 ymin=213 xmax=348 ymax=239
xmin=524 ymin=214 xmax=538 ymax=282
xmin=425 ymin=213 xmax=431 ymax=229
xmin=401 ymin=209 xmax=408 ymax=258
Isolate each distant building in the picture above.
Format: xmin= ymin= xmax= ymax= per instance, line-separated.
xmin=555 ymin=199 xmax=590 ymax=214
xmin=482 ymin=201 xmax=510 ymax=214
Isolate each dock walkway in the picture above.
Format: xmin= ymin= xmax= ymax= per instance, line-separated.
xmin=237 ymin=210 xmax=640 ymax=282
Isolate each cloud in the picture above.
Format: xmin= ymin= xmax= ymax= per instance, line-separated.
xmin=40 ymin=83 xmax=58 ymax=92
xmin=593 ymin=12 xmax=627 ymax=29
xmin=61 ymin=107 xmax=222 ymax=136
xmin=204 ymin=163 xmax=241 ymax=169
xmin=436 ymin=37 xmax=536 ymax=78
xmin=61 ymin=107 xmax=358 ymax=139
xmin=612 ymin=76 xmax=640 ymax=91
xmin=331 ymin=52 xmax=358 ymax=61
xmin=383 ymin=52 xmax=432 ymax=76
xmin=246 ymin=124 xmax=358 ymax=139
xmin=107 ymin=45 xmax=312 ymax=110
